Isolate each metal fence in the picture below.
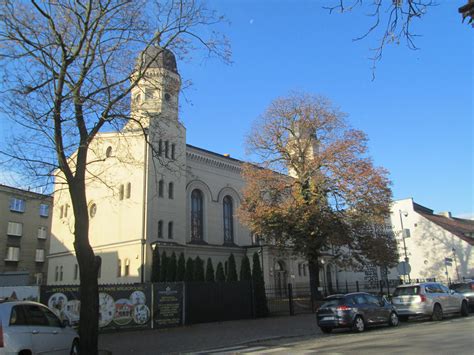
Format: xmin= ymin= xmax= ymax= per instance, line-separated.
xmin=265 ymin=279 xmax=405 ymax=316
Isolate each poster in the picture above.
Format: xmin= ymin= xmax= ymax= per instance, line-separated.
xmin=153 ymin=282 xmax=184 ymax=328
xmin=40 ymin=284 xmax=152 ymax=331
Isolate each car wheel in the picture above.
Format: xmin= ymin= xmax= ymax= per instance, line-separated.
xmin=320 ymin=326 xmax=332 ymax=334
xmin=352 ymin=315 xmax=365 ymax=333
xmin=70 ymin=339 xmax=80 ymax=355
xmin=388 ymin=312 xmax=399 ymax=327
xmin=399 ymin=315 xmax=409 ymax=322
xmin=460 ymin=301 xmax=469 ymax=317
xmin=431 ymin=304 xmax=443 ymax=321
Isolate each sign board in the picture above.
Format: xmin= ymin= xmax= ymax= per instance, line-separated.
xmin=40 ymin=284 xmax=152 ymax=331
xmin=153 ymin=282 xmax=184 ymax=329
xmin=396 ymin=261 xmax=411 ymax=275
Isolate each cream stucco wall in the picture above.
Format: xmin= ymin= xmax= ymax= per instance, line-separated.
xmin=390 ymin=198 xmax=474 ymax=282
xmin=48 ymin=132 xmax=147 ymax=284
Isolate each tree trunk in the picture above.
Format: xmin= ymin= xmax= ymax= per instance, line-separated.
xmin=308 ymin=257 xmax=322 ymax=302
xmin=69 ymin=180 xmax=100 ymax=355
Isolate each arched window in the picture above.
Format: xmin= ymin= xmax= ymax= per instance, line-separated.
xmin=168 ymin=182 xmax=174 ymax=199
xmin=158 ymin=220 xmax=163 ymax=239
xmin=158 ymin=180 xmax=164 ymax=197
xmin=191 ymin=189 xmax=203 ymax=241
xmin=168 ymin=221 xmax=173 ymax=239
xmin=223 ymin=196 xmax=234 ymax=243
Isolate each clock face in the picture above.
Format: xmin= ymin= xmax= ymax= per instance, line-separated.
xmin=98 ymin=293 xmax=115 ymax=328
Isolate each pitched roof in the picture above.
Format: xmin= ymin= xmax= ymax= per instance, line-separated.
xmin=413 ymin=203 xmax=474 ymax=246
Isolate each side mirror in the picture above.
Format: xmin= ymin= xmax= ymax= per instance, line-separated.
xmin=449 ymin=289 xmax=456 ymax=295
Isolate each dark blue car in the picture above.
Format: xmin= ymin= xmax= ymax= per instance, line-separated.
xmin=316 ymin=292 xmax=399 ymax=333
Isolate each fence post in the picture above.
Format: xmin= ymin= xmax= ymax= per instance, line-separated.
xmin=288 ymin=283 xmax=294 ymax=316
xmin=379 ymin=280 xmax=384 ymax=295
xmin=345 ymin=280 xmax=349 ymax=293
xmin=356 ymin=281 xmax=359 ymax=292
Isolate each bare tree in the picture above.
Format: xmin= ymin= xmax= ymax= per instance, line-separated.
xmin=0 ymin=1 xmax=229 ymax=353
xmin=324 ymin=0 xmax=436 ymax=77
xmin=239 ymin=92 xmax=398 ymax=301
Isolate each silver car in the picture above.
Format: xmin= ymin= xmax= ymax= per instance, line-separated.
xmin=391 ymin=282 xmax=469 ymax=321
xmin=0 ymin=300 xmax=79 ymax=354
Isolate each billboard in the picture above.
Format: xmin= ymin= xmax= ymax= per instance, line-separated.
xmin=40 ymin=284 xmax=152 ymax=331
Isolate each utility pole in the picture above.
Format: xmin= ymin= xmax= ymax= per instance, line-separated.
xmin=399 ymin=210 xmax=411 ymax=283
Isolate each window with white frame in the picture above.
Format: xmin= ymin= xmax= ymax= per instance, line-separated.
xmin=37 ymin=226 xmax=48 ymax=239
xmin=7 ymin=222 xmax=23 ymax=236
xmin=39 ymin=203 xmax=49 ymax=217
xmin=5 ymin=247 xmax=20 ymax=261
xmin=35 ymin=249 xmax=45 ymax=262
xmin=9 ymin=198 xmax=25 ymax=213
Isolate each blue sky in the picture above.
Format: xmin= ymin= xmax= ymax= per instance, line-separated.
xmin=0 ymin=1 xmax=472 ymax=217
xmin=177 ymin=0 xmax=473 ymax=218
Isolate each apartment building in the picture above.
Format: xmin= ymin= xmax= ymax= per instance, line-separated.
xmin=0 ymin=184 xmax=52 ymax=285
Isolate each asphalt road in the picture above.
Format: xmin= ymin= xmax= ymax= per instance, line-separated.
xmin=202 ymin=316 xmax=474 ymax=355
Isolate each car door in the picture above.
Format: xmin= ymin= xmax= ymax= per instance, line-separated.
xmin=7 ymin=305 xmax=33 ymax=352
xmin=25 ymin=304 xmax=67 ymax=355
xmin=40 ymin=304 xmax=73 ymax=353
xmin=432 ymin=283 xmax=452 ymax=312
xmin=439 ymin=284 xmax=459 ymax=312
xmin=365 ymin=294 xmax=386 ymax=323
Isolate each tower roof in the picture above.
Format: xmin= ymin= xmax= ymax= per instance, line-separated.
xmin=137 ymin=45 xmax=178 ymax=74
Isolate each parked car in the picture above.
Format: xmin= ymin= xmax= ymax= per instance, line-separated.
xmin=316 ymin=292 xmax=399 ymax=333
xmin=0 ymin=299 xmax=79 ymax=354
xmin=449 ymin=280 xmax=474 ymax=311
xmin=391 ymin=282 xmax=469 ymax=321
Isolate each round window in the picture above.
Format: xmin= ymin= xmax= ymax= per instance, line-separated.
xmin=164 ymin=93 xmax=171 ymax=101
xmin=89 ymin=203 xmax=97 ymax=218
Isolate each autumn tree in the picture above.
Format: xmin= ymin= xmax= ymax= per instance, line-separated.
xmin=239 ymin=92 xmax=398 ymax=301
xmin=0 ymin=1 xmax=229 ymax=353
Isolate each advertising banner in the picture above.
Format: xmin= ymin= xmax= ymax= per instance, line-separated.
xmin=153 ymin=282 xmax=184 ymax=328
xmin=40 ymin=284 xmax=152 ymax=331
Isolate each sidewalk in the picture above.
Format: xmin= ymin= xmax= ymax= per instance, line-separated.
xmin=99 ymin=313 xmax=318 ymax=354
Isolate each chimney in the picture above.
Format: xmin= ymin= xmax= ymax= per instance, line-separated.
xmin=437 ymin=211 xmax=452 ymax=218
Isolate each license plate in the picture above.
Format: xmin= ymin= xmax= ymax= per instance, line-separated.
xmin=321 ymin=316 xmax=335 ymax=321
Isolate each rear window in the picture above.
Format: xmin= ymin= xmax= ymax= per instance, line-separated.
xmin=321 ymin=298 xmax=346 ymax=308
xmin=393 ymin=286 xmax=420 ymax=296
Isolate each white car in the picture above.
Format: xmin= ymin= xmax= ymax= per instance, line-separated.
xmin=0 ymin=300 xmax=79 ymax=354
xmin=391 ymin=282 xmax=469 ymax=321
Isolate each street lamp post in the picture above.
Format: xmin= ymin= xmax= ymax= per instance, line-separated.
xmin=399 ymin=210 xmax=411 ymax=283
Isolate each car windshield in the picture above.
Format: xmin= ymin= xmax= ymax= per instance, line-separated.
xmin=321 ymin=298 xmax=345 ymax=308
xmin=393 ymin=286 xmax=420 ymax=297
